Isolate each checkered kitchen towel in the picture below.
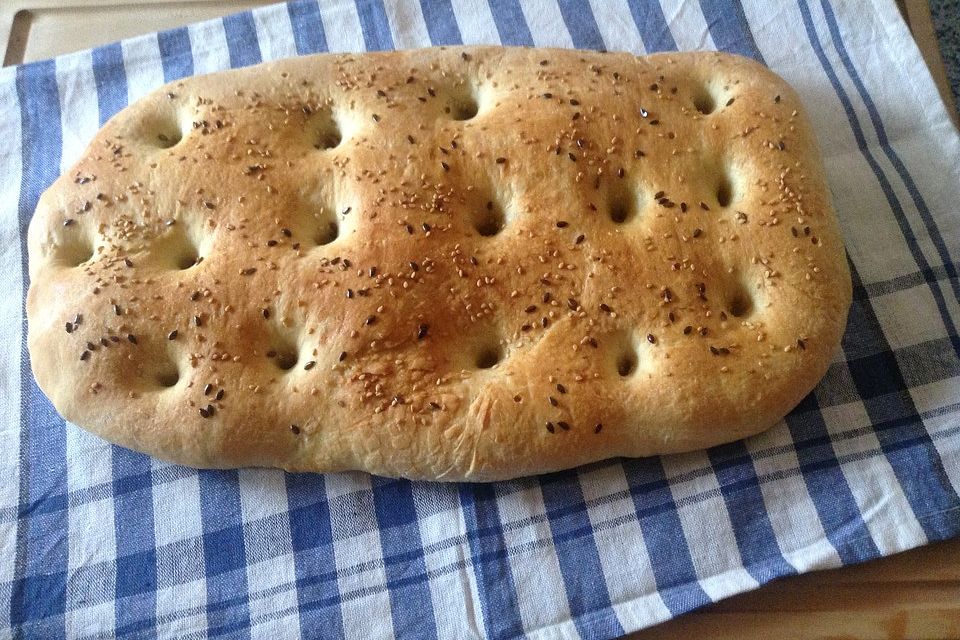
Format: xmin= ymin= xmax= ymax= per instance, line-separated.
xmin=2 ymin=0 xmax=959 ymax=638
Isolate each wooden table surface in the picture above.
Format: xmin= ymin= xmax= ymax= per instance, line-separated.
xmin=2 ymin=1 xmax=958 ymax=638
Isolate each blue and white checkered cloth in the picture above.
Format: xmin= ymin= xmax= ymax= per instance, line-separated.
xmin=2 ymin=0 xmax=959 ymax=637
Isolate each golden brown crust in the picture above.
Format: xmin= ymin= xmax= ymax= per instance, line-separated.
xmin=26 ymin=47 xmax=851 ymax=481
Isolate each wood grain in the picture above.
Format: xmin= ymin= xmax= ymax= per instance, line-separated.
xmin=1 ymin=1 xmax=958 ymax=638
xmin=631 ymin=538 xmax=960 ymax=639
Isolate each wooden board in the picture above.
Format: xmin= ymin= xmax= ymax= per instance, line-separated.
xmin=2 ymin=2 xmax=959 ymax=638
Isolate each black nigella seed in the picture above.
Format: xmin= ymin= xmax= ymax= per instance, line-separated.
xmin=167 ymin=330 xmax=178 ymax=340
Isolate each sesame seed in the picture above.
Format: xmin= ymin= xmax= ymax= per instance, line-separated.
xmin=640 ymin=107 xmax=649 ymax=118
